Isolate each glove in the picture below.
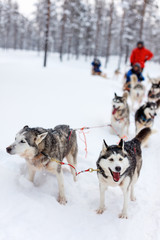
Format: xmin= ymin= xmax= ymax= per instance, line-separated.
xmin=139 ymin=76 xmax=144 ymax=81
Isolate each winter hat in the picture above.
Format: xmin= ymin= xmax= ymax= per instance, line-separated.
xmin=133 ymin=63 xmax=141 ymax=69
xmin=94 ymin=58 xmax=100 ymax=65
xmin=137 ymin=41 xmax=144 ymax=46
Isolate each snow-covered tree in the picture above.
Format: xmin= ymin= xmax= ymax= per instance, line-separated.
xmin=0 ymin=0 xmax=160 ymax=67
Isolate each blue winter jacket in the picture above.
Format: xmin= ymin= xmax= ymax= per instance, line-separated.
xmin=126 ymin=69 xmax=145 ymax=83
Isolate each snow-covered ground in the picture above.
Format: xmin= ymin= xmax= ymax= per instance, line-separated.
xmin=0 ymin=50 xmax=160 ymax=240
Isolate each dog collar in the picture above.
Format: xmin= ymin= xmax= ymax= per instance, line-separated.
xmin=148 ymin=91 xmax=160 ymax=99
xmin=140 ymin=114 xmax=152 ymax=123
xmin=97 ymin=164 xmax=108 ymax=179
xmin=114 ymin=116 xmax=124 ymax=123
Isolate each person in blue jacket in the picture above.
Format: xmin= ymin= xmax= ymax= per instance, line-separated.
xmin=124 ymin=63 xmax=145 ymax=91
xmin=126 ymin=63 xmax=145 ymax=83
xmin=91 ymin=58 xmax=102 ymax=74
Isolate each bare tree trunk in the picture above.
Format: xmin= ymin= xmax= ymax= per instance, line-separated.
xmin=125 ymin=44 xmax=129 ymax=64
xmin=105 ymin=0 xmax=114 ymax=68
xmin=94 ymin=0 xmax=102 ymax=57
xmin=117 ymin=8 xmax=125 ymax=69
xmin=44 ymin=0 xmax=51 ymax=67
xmin=19 ymin=31 xmax=24 ymax=50
xmin=13 ymin=14 xmax=18 ymax=49
xmin=139 ymin=0 xmax=147 ymax=40
xmin=59 ymin=0 xmax=69 ymax=62
xmin=67 ymin=35 xmax=72 ymax=60
xmin=59 ymin=22 xmax=65 ymax=62
xmin=6 ymin=10 xmax=11 ymax=49
xmin=75 ymin=37 xmax=80 ymax=60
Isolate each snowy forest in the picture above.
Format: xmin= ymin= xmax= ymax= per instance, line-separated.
xmin=0 ymin=0 xmax=160 ymax=66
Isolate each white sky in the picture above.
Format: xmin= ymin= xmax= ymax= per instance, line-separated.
xmin=16 ymin=0 xmax=36 ymax=18
xmin=16 ymin=0 xmax=95 ymax=17
xmin=16 ymin=0 xmax=160 ymax=18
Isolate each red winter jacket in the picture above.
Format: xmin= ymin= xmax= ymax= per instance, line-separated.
xmin=130 ymin=47 xmax=153 ymax=68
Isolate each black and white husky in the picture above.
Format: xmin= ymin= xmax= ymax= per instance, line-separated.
xmin=111 ymin=92 xmax=129 ymax=137
xmin=148 ymin=79 xmax=160 ymax=102
xmin=135 ymin=101 xmax=160 ymax=133
xmin=96 ymin=128 xmax=153 ymax=218
xmin=6 ymin=125 xmax=78 ymax=204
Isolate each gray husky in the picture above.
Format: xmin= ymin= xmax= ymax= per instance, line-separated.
xmin=96 ymin=128 xmax=152 ymax=218
xmin=6 ymin=125 xmax=78 ymax=204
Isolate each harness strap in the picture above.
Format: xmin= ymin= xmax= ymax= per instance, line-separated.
xmin=97 ymin=164 xmax=108 ymax=179
xmin=114 ymin=116 xmax=124 ymax=122
xmin=148 ymin=91 xmax=160 ymax=99
xmin=140 ymin=115 xmax=152 ymax=124
xmin=68 ymin=130 xmax=73 ymax=141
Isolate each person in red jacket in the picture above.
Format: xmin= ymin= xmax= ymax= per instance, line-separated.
xmin=130 ymin=41 xmax=153 ymax=71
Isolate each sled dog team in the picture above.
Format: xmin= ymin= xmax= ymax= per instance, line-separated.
xmin=6 ymin=75 xmax=160 ymax=219
xmin=111 ymin=74 xmax=160 ymax=137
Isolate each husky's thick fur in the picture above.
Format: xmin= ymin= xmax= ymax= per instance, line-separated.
xmin=130 ymin=74 xmax=145 ymax=110
xmin=6 ymin=125 xmax=78 ymax=204
xmin=148 ymin=77 xmax=160 ymax=102
xmin=96 ymin=128 xmax=152 ymax=218
xmin=111 ymin=92 xmax=129 ymax=137
xmin=135 ymin=102 xmax=159 ymax=133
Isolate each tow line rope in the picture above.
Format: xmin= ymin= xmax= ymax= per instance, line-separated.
xmin=74 ymin=124 xmax=127 ymax=157
xmin=48 ymin=157 xmax=100 ymax=176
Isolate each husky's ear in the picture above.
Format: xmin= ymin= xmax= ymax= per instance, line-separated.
xmin=35 ymin=132 xmax=48 ymax=145
xmin=122 ymin=91 xmax=128 ymax=100
xmin=23 ymin=125 xmax=29 ymax=130
xmin=114 ymin=93 xmax=117 ymax=98
xmin=142 ymin=103 xmax=147 ymax=109
xmin=118 ymin=139 xmax=124 ymax=151
xmin=102 ymin=139 xmax=108 ymax=154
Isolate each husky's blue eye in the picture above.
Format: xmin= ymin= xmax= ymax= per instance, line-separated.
xmin=20 ymin=140 xmax=25 ymax=143
xmin=119 ymin=158 xmax=123 ymax=161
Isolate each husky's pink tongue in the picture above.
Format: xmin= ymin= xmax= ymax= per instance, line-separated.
xmin=112 ymin=172 xmax=120 ymax=182
xmin=112 ymin=108 xmax=117 ymax=115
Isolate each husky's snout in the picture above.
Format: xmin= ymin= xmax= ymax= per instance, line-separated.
xmin=6 ymin=146 xmax=13 ymax=154
xmin=115 ymin=166 xmax=121 ymax=172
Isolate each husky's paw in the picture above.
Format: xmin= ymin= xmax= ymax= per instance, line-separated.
xmin=57 ymin=196 xmax=67 ymax=205
xmin=119 ymin=212 xmax=128 ymax=219
xmin=96 ymin=208 xmax=106 ymax=214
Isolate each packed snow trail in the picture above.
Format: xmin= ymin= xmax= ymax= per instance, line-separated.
xmin=0 ymin=51 xmax=160 ymax=240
